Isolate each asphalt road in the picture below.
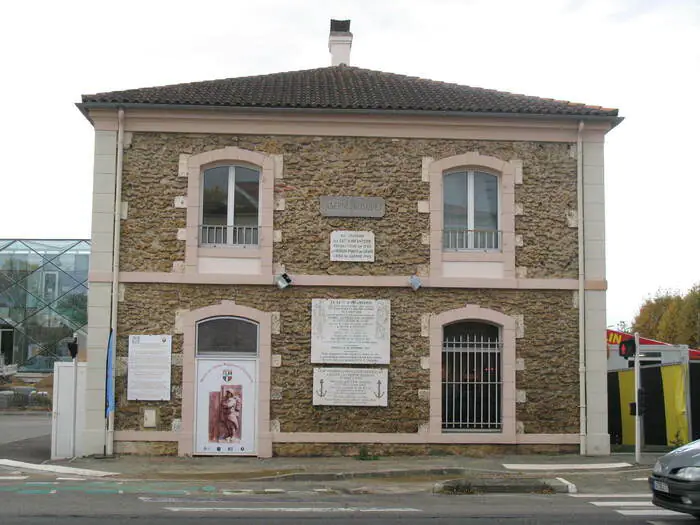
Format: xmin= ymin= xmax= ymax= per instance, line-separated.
xmin=0 ymin=491 xmax=697 ymax=525
xmin=0 ymin=413 xmax=51 ymax=462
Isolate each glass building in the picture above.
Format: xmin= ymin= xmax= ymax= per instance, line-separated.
xmin=0 ymin=239 xmax=90 ymax=372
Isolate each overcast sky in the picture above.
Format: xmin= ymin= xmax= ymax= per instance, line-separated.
xmin=0 ymin=0 xmax=697 ymax=328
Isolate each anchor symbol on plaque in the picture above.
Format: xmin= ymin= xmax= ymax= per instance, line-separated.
xmin=374 ymin=380 xmax=385 ymax=399
xmin=316 ymin=379 xmax=327 ymax=398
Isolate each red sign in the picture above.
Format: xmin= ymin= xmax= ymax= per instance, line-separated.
xmin=606 ymin=329 xmax=700 ymax=361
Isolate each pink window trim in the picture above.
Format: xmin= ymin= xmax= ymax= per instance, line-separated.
xmin=185 ymin=147 xmax=279 ymax=277
xmin=428 ymin=152 xmax=517 ymax=279
xmin=429 ymin=304 xmax=517 ymax=441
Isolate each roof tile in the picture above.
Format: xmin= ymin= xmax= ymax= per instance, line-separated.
xmin=81 ymin=65 xmax=618 ymax=117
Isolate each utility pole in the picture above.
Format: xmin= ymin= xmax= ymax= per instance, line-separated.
xmin=634 ymin=331 xmax=642 ymax=464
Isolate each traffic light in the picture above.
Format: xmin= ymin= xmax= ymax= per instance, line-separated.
xmin=619 ymin=338 xmax=636 ymax=359
xmin=628 ymin=389 xmax=648 ymax=416
xmin=67 ymin=337 xmax=78 ymax=359
xmin=638 ymin=388 xmax=648 ymax=416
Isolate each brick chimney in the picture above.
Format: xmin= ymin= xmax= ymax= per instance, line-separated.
xmin=328 ymin=19 xmax=352 ymax=66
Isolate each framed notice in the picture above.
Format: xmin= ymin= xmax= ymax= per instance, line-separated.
xmin=311 ymin=299 xmax=390 ymax=364
xmin=127 ymin=335 xmax=172 ymax=401
xmin=313 ymin=367 xmax=388 ymax=407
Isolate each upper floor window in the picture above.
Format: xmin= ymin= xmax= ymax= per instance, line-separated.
xmin=443 ymin=170 xmax=500 ymax=251
xmin=201 ymin=165 xmax=260 ymax=247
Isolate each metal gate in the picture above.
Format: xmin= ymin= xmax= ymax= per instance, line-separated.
xmin=442 ymin=334 xmax=502 ymax=431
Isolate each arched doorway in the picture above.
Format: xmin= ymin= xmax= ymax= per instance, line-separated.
xmin=442 ymin=321 xmax=502 ymax=432
xmin=194 ymin=316 xmax=259 ymax=455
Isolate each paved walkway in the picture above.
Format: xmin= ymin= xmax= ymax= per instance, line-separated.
xmin=42 ymin=452 xmax=658 ymax=483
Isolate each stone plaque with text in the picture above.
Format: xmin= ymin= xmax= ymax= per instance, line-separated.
xmin=330 ymin=231 xmax=375 ymax=262
xmin=313 ymin=367 xmax=388 ymax=406
xmin=311 ymin=299 xmax=390 ymax=364
xmin=320 ymin=196 xmax=385 ymax=218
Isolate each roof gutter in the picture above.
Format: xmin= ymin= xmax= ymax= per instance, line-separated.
xmin=75 ymin=102 xmax=623 ymax=129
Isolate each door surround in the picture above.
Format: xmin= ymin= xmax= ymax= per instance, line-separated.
xmin=179 ymin=301 xmax=272 ymax=457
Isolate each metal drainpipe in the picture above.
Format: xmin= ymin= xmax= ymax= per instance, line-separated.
xmin=106 ymin=108 xmax=125 ymax=457
xmin=577 ymin=120 xmax=587 ymax=455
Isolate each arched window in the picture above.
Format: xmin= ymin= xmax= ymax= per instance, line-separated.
xmin=442 ymin=321 xmax=502 ymax=431
xmin=201 ymin=165 xmax=261 ymax=246
xmin=443 ymin=170 xmax=500 ymax=251
xmin=196 ymin=317 xmax=259 ymax=356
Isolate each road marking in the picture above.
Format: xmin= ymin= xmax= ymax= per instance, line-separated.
xmin=555 ymin=477 xmax=577 ymax=493
xmin=503 ymin=462 xmax=631 ymax=470
xmin=0 ymin=459 xmax=118 ymax=477
xmin=616 ymin=509 xmax=686 ymax=516
xmin=164 ymin=507 xmax=423 ymax=513
xmin=26 ymin=482 xmax=58 ymax=485
xmin=57 ymin=477 xmax=86 ymax=481
xmin=591 ymin=501 xmax=654 ymax=507
xmin=0 ymin=476 xmax=28 ymax=480
xmin=568 ymin=493 xmax=649 ymax=498
xmin=631 ymin=477 xmax=648 ymax=481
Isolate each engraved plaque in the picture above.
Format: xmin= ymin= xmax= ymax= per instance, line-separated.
xmin=313 ymin=367 xmax=388 ymax=406
xmin=320 ymin=196 xmax=385 ymax=217
xmin=311 ymin=299 xmax=390 ymax=364
xmin=330 ymin=231 xmax=375 ymax=262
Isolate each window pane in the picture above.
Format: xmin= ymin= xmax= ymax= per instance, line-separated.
xmin=202 ymin=167 xmax=229 ymax=226
xmin=233 ymin=167 xmax=260 ymax=227
xmin=443 ymin=172 xmax=468 ymax=228
xmin=473 ymin=172 xmax=498 ymax=231
xmin=197 ymin=317 xmax=258 ymax=355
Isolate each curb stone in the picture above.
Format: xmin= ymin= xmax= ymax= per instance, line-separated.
xmin=433 ymin=477 xmax=572 ymax=495
xmin=249 ymin=467 xmax=468 ymax=482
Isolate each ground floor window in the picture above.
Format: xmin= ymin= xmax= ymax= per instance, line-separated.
xmin=442 ymin=321 xmax=502 ymax=431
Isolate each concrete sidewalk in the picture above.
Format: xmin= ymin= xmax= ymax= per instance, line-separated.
xmin=36 ymin=452 xmax=658 ymax=494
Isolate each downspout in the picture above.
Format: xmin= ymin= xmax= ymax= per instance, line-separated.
xmin=577 ymin=120 xmax=587 ymax=455
xmin=106 ymin=108 xmax=125 ymax=456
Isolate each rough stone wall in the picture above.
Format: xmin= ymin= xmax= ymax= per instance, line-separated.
xmin=114 ymin=284 xmax=579 ymax=436
xmin=119 ymin=133 xmax=578 ymax=278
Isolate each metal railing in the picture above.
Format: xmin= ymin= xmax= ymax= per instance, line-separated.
xmin=442 ymin=335 xmax=502 ymax=431
xmin=200 ymin=225 xmax=259 ymax=247
xmin=443 ymin=228 xmax=501 ymax=251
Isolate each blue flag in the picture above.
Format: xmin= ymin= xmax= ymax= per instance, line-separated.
xmin=105 ymin=329 xmax=115 ymax=417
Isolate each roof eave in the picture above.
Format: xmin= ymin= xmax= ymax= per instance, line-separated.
xmin=77 ymin=101 xmax=622 ymax=127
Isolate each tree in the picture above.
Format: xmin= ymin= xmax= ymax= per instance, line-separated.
xmin=677 ymin=285 xmax=700 ymax=348
xmin=631 ymin=285 xmax=700 ymax=346
xmin=632 ymin=290 xmax=680 ymax=340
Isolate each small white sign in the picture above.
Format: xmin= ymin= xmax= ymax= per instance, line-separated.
xmin=127 ymin=335 xmax=172 ymax=401
xmin=311 ymin=299 xmax=391 ymax=364
xmin=330 ymin=230 xmax=375 ymax=262
xmin=313 ymin=367 xmax=388 ymax=406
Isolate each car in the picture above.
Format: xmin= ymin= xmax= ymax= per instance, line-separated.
xmin=649 ymin=438 xmax=700 ymax=519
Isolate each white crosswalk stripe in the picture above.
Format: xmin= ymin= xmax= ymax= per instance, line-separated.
xmin=569 ymin=493 xmax=693 ymax=521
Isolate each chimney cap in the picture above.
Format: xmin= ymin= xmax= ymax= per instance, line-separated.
xmin=330 ymin=19 xmax=351 ymax=33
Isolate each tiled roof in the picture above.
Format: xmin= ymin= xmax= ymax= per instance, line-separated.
xmin=81 ymin=65 xmax=618 ymax=117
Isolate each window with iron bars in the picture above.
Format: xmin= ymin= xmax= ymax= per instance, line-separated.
xmin=442 ymin=322 xmax=502 ymax=432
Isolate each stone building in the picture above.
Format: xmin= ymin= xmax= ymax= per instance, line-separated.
xmin=77 ymin=20 xmax=621 ymax=457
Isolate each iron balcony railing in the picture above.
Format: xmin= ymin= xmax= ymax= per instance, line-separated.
xmin=200 ymin=225 xmax=259 ymax=247
xmin=443 ymin=228 xmax=501 ymax=251
xmin=442 ymin=335 xmax=502 ymax=432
